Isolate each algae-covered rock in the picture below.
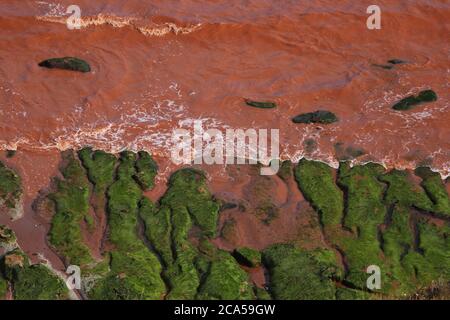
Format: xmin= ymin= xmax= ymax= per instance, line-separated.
xmin=263 ymin=244 xmax=339 ymax=300
xmin=38 ymin=57 xmax=91 ymax=73
xmin=89 ymin=151 xmax=165 ymax=300
xmin=392 ymin=90 xmax=437 ymax=111
xmin=1 ymin=249 xmax=68 ymax=300
xmin=233 ymin=247 xmax=261 ymax=268
xmin=294 ymin=159 xmax=344 ymax=226
xmin=245 ymin=99 xmax=276 ymax=109
xmin=0 ymin=161 xmax=23 ymax=220
xmin=48 ymin=151 xmax=93 ymax=267
xmin=0 ymin=225 xmax=18 ymax=252
xmin=292 ymin=110 xmax=338 ymax=124
xmin=134 ymin=151 xmax=158 ymax=191
xmin=414 ymin=167 xmax=450 ymax=217
xmin=196 ymin=250 xmax=254 ymax=300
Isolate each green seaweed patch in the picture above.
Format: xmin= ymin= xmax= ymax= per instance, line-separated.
xmin=380 ymin=170 xmax=434 ymax=211
xmin=89 ymin=151 xmax=165 ymax=300
xmin=196 ymin=250 xmax=254 ymax=300
xmin=336 ymin=287 xmax=372 ymax=300
xmin=337 ymin=163 xmax=387 ymax=289
xmin=38 ymin=57 xmax=91 ymax=73
xmin=292 ymin=110 xmax=338 ymax=124
xmin=1 ymin=249 xmax=68 ymax=300
xmin=162 ymin=168 xmax=220 ymax=237
xmin=134 ymin=151 xmax=158 ymax=191
xmin=48 ymin=152 xmax=93 ymax=266
xmin=0 ymin=275 xmax=7 ymax=299
xmin=0 ymin=225 xmax=17 ymax=247
xmin=414 ymin=167 xmax=450 ymax=216
xmin=245 ymin=99 xmax=276 ymax=109
xmin=233 ymin=247 xmax=261 ymax=268
xmin=392 ymin=90 xmax=437 ymax=111
xmin=78 ymin=147 xmax=116 ymax=194
xmin=294 ymin=159 xmax=344 ymax=227
xmin=0 ymin=160 xmax=22 ymax=210
xmin=263 ymin=244 xmax=339 ymax=300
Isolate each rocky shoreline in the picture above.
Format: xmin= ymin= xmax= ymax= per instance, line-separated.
xmin=1 ymin=148 xmax=449 ymax=300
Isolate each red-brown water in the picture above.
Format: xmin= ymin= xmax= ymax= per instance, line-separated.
xmin=0 ymin=0 xmax=449 ymax=276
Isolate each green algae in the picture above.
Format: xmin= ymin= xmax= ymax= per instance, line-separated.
xmin=134 ymin=151 xmax=158 ymax=191
xmin=233 ymin=247 xmax=261 ymax=268
xmin=337 ymin=163 xmax=387 ymax=289
xmin=48 ymin=152 xmax=93 ymax=267
xmin=38 ymin=57 xmax=91 ymax=73
xmin=89 ymin=151 xmax=165 ymax=300
xmin=415 ymin=167 xmax=450 ymax=216
xmin=196 ymin=250 xmax=254 ymax=300
xmin=1 ymin=249 xmax=68 ymax=300
xmin=263 ymin=244 xmax=339 ymax=300
xmin=0 ymin=160 xmax=22 ymax=210
xmin=78 ymin=147 xmax=116 ymax=194
xmin=294 ymin=159 xmax=344 ymax=227
xmin=292 ymin=110 xmax=338 ymax=124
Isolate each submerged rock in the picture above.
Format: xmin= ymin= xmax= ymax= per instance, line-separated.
xmin=388 ymin=59 xmax=406 ymax=65
xmin=392 ymin=90 xmax=437 ymax=111
xmin=38 ymin=57 xmax=91 ymax=73
xmin=245 ymin=99 xmax=276 ymax=109
xmin=292 ymin=110 xmax=338 ymax=124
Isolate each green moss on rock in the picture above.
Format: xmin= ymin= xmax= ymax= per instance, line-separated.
xmin=292 ymin=110 xmax=338 ymax=124
xmin=38 ymin=57 xmax=91 ymax=73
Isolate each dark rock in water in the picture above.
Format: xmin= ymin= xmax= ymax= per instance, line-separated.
xmin=245 ymin=99 xmax=276 ymax=109
xmin=292 ymin=110 xmax=338 ymax=124
xmin=388 ymin=59 xmax=407 ymax=65
xmin=38 ymin=57 xmax=91 ymax=73
xmin=373 ymin=64 xmax=394 ymax=70
xmin=6 ymin=150 xmax=16 ymax=158
xmin=392 ymin=90 xmax=437 ymax=111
